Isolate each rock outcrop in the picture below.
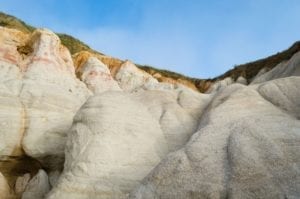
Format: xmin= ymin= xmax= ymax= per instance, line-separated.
xmin=45 ymin=56 xmax=212 ymax=198
xmin=0 ymin=27 xmax=90 ymax=198
xmin=0 ymin=21 xmax=299 ymax=199
xmin=20 ymin=29 xmax=91 ymax=159
xmin=130 ymin=77 xmax=300 ymax=199
xmin=77 ymin=56 xmax=121 ymax=94
xmin=46 ymin=91 xmax=169 ymax=199
xmin=0 ymin=27 xmax=91 ymax=160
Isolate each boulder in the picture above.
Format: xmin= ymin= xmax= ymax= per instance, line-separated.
xmin=15 ymin=173 xmax=31 ymax=195
xmin=22 ymin=169 xmax=50 ymax=199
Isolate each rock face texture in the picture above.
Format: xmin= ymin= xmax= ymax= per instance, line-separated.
xmin=0 ymin=27 xmax=25 ymax=157
xmin=47 ymin=60 xmax=211 ymax=198
xmin=0 ymin=27 xmax=91 ymax=159
xmin=131 ymin=89 xmax=211 ymax=152
xmin=47 ymin=92 xmax=168 ymax=199
xmin=0 ymin=25 xmax=299 ymax=199
xmin=20 ymin=29 xmax=91 ymax=159
xmin=0 ymin=27 xmax=90 ymax=198
xmin=131 ymin=77 xmax=300 ymax=199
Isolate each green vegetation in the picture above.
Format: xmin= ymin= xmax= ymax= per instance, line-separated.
xmin=213 ymin=41 xmax=300 ymax=81
xmin=0 ymin=12 xmax=34 ymax=33
xmin=0 ymin=12 xmax=96 ymax=55
xmin=57 ymin=33 xmax=93 ymax=55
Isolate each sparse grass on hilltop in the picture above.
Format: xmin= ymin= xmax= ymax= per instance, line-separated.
xmin=138 ymin=65 xmax=196 ymax=81
xmin=213 ymin=41 xmax=300 ymax=81
xmin=0 ymin=12 xmax=34 ymax=33
xmin=0 ymin=12 xmax=97 ymax=55
xmin=57 ymin=33 xmax=94 ymax=55
xmin=1 ymin=11 xmax=299 ymax=92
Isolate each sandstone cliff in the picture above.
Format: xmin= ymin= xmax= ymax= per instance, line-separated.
xmin=0 ymin=13 xmax=299 ymax=199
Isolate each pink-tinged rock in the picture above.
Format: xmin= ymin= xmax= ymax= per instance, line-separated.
xmin=79 ymin=57 xmax=121 ymax=93
xmin=0 ymin=27 xmax=91 ymax=161
xmin=20 ymin=29 xmax=91 ymax=159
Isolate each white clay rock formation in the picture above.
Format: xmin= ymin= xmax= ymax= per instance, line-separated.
xmin=46 ymin=91 xmax=168 ymax=199
xmin=115 ymin=60 xmax=159 ymax=92
xmin=0 ymin=27 xmax=90 ymax=198
xmin=131 ymin=89 xmax=211 ymax=152
xmin=78 ymin=57 xmax=121 ymax=94
xmin=130 ymin=77 xmax=300 ymax=199
xmin=0 ymin=23 xmax=299 ymax=199
xmin=20 ymin=29 xmax=91 ymax=159
xmin=0 ymin=27 xmax=91 ymax=160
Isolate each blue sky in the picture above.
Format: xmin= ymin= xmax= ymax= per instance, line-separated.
xmin=2 ymin=0 xmax=300 ymax=78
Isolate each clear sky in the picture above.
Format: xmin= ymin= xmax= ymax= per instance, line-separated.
xmin=2 ymin=0 xmax=300 ymax=78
